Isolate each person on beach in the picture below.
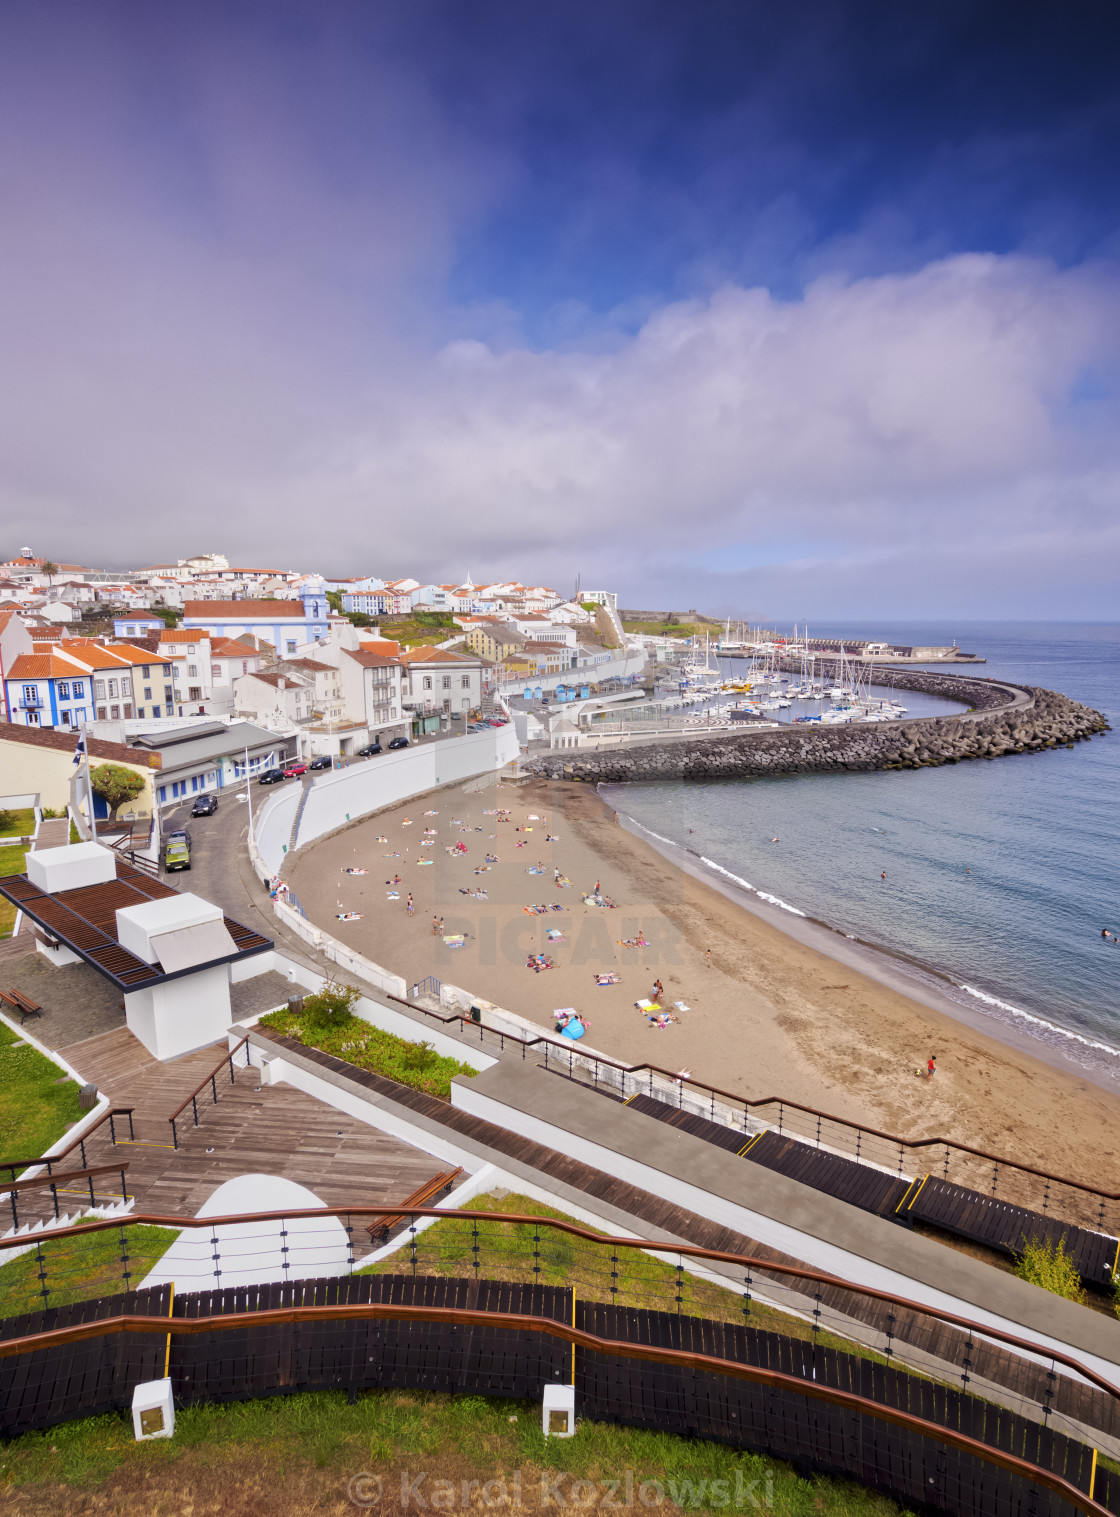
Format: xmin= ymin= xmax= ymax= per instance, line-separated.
xmin=431 ymin=915 xmax=440 ymax=935
xmin=706 ymin=948 xmax=711 ymax=968
xmin=652 ymin=979 xmax=664 ymax=1002
xmin=927 ymin=1055 xmax=936 ymax=1080
xmin=406 ymin=893 xmax=414 ymax=916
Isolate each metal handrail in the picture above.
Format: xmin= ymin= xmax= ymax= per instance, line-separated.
xmin=0 ymin=1108 xmax=135 ymax=1181
xmin=167 ymin=1035 xmax=253 ymax=1148
xmin=2 ymin=1162 xmax=130 ymax=1225
xmin=2 ymin=1202 xmax=1116 ymax=1408
xmin=382 ymin=992 xmax=1120 ymax=1209
xmin=0 ymin=1298 xmax=1109 ymax=1514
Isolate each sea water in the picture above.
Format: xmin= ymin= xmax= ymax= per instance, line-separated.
xmin=601 ymin=622 xmax=1120 ymax=1078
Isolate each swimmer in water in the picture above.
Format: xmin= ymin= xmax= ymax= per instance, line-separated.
xmin=881 ymin=871 xmax=886 ymax=879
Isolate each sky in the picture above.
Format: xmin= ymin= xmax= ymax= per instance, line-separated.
xmin=2 ymin=0 xmax=1120 ymax=619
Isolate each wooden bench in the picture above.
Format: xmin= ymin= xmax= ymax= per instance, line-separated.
xmin=1 ymin=989 xmax=43 ymax=1025
xmin=365 ymin=1167 xmax=464 ymax=1244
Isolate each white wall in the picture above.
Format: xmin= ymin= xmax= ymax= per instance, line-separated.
xmin=253 ymin=784 xmax=301 ymax=878
xmin=496 ymin=647 xmax=647 ymax=695
xmin=293 ymin=725 xmax=519 ymax=855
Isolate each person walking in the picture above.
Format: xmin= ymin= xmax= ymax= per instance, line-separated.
xmin=406 ymin=893 xmax=414 ymax=916
xmin=926 ymin=1055 xmax=936 ymax=1080
xmin=432 ymin=915 xmax=440 ymax=935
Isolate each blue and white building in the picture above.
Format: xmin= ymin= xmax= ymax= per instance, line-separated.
xmin=182 ymin=591 xmax=330 ymax=657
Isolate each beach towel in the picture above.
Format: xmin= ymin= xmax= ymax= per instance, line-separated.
xmin=546 ymin=929 xmax=565 ymax=940
xmin=619 ymin=936 xmax=650 ymax=948
xmin=386 ymin=892 xmax=400 ymax=900
xmin=443 ymin=934 xmax=466 ymax=947
xmin=336 ymin=911 xmax=362 ymax=921
xmin=527 ymin=866 xmax=545 ymax=875
xmin=424 ymin=810 xmax=439 ymax=816
xmin=594 ymin=973 xmax=621 ymax=986
xmin=343 ymin=867 xmax=367 ymax=875
xmin=417 ymin=859 xmax=433 ymax=866
xmin=674 ymin=1001 xmax=691 ymax=1012
xmin=635 ymin=998 xmax=661 ymax=1012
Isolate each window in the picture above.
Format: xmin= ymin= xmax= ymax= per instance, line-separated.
xmin=191 ymin=776 xmax=199 ymax=792
xmin=164 ymin=685 xmax=173 ymax=702
xmin=286 ymin=640 xmax=297 ymax=654
xmin=162 ymin=663 xmax=171 ymax=675
xmin=241 ymin=661 xmax=248 ymax=674
xmin=94 ymin=679 xmax=106 ymax=699
xmin=188 ymin=686 xmax=201 ymax=701
xmin=211 ymin=663 xmax=220 ymax=678
xmin=56 ymin=680 xmax=69 ymax=699
xmin=136 ymin=708 xmax=145 ymax=718
xmin=110 ymin=704 xmax=119 ymax=718
xmin=72 ymin=681 xmax=83 ymax=698
xmin=442 ymin=675 xmax=451 ymax=689
xmin=97 ymin=705 xmax=107 ymax=720
xmin=143 ymin=686 xmax=152 ymax=700
xmin=142 ymin=665 xmax=150 ymax=678
xmin=22 ymin=684 xmax=37 ymax=703
xmin=60 ymin=710 xmax=71 ymax=726
xmin=423 ymin=676 xmax=432 ymax=690
xmin=188 ymin=664 xmax=197 ymax=677
xmin=187 ymin=645 xmax=196 ymax=655
xmin=151 ymin=705 xmax=161 ymax=717
xmin=121 ymin=676 xmax=132 ymax=694
xmin=123 ymin=704 xmax=132 ymax=718
xmin=108 ymin=679 xmax=118 ymax=698
xmin=158 ymin=786 xmax=167 ymax=803
xmin=461 ymin=675 xmax=470 ymax=688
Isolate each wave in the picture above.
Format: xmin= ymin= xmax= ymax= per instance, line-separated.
xmin=698 ymin=856 xmax=807 ymax=915
xmin=697 ymin=856 xmax=755 ymax=891
xmin=955 ymin=983 xmax=1120 ymax=1060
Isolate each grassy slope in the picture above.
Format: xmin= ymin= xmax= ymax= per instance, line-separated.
xmin=0 ymin=1385 xmax=903 ymax=1516
xmin=0 ymin=842 xmax=28 ymax=937
xmin=0 ymin=1019 xmax=83 ymax=1162
xmin=0 ymin=1224 xmax=178 ymax=1319
xmin=362 ymin=1191 xmax=890 ymax=1364
xmin=0 ymin=808 xmax=35 ymax=838
xmin=258 ymin=1008 xmax=476 ymax=1099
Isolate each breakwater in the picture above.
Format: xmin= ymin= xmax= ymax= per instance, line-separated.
xmin=531 ymin=671 xmax=1109 ymax=783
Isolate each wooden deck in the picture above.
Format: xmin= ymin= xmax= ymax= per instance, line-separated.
xmin=898 ymin=1175 xmax=1120 ymax=1286
xmin=6 ymin=1026 xmax=450 ymax=1227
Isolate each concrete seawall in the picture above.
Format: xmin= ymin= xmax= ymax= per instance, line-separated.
xmin=530 ymin=670 xmax=1109 ymax=783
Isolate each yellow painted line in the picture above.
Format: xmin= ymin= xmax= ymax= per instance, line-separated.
xmin=570 ymin=1290 xmax=576 ymax=1383
xmin=739 ymin=1132 xmax=763 ymax=1158
xmin=622 ymin=1093 xmax=639 ymax=1106
xmin=897 ymin=1174 xmax=929 ymax=1215
xmin=164 ymin=1284 xmax=174 ymax=1379
xmin=1089 ymin=1448 xmax=1098 ymax=1501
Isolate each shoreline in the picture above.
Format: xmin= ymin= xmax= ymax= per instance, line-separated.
xmin=286 ymin=772 xmax=1120 ymax=1183
xmin=602 ymin=792 xmax=1120 ymax=1099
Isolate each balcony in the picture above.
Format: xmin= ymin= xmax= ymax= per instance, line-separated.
xmin=16 ymin=694 xmax=42 ymax=710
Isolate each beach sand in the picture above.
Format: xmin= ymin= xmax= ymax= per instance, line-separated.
xmin=287 ymin=774 xmax=1120 ymax=1185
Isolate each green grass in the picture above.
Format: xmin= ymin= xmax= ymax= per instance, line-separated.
xmin=258 ymin=1007 xmax=476 ymax=1099
xmin=0 ymin=1020 xmax=83 ymax=1163
xmin=0 ymin=1384 xmax=905 ymax=1515
xmin=362 ymin=1192 xmax=891 ymax=1365
xmin=0 ymin=842 xmax=29 ymax=936
xmin=622 ymin=619 xmax=709 ymax=638
xmin=1014 ymin=1237 xmax=1087 ymax=1305
xmin=0 ymin=807 xmax=35 ymax=838
xmin=0 ymin=1223 xmax=178 ymax=1319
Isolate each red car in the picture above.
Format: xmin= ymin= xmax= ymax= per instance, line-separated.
xmin=282 ymin=761 xmax=308 ymax=778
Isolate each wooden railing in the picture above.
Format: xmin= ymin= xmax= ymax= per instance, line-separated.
xmin=383 ymin=990 xmax=1120 ymax=1233
xmin=167 ymin=1035 xmax=253 ymax=1148
xmin=0 ymin=1108 xmax=135 ymax=1183
xmin=2 ymin=1162 xmax=131 ymax=1229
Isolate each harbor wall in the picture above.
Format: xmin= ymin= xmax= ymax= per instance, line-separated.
xmin=530 ymin=674 xmax=1109 ymax=783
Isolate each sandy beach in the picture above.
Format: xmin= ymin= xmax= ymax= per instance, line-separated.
xmin=287 ymin=774 xmax=1120 ymax=1183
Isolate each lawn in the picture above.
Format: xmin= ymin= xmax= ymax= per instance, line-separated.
xmin=0 ymin=1384 xmax=906 ymax=1516
xmin=258 ymin=1007 xmax=476 ymax=1099
xmin=0 ymin=1019 xmax=84 ymax=1165
xmin=0 ymin=1223 xmax=178 ymax=1319
xmin=361 ymin=1191 xmax=891 ymax=1364
xmin=0 ymin=807 xmax=35 ymax=838
xmin=0 ymin=842 xmax=29 ymax=937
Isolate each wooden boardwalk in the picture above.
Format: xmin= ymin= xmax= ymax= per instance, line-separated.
xmin=898 ymin=1175 xmax=1120 ymax=1286
xmin=611 ymin=1083 xmax=1120 ymax=1287
xmin=6 ymin=1027 xmax=450 ymax=1228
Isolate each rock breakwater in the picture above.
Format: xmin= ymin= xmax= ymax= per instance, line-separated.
xmin=530 ymin=674 xmax=1109 ymax=784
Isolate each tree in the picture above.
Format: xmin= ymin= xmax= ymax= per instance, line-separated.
xmin=41 ymin=560 xmax=58 ymax=590
xmin=89 ymin=763 xmax=145 ymax=817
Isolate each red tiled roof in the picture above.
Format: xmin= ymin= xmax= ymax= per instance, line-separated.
xmin=183 ymin=599 xmax=307 ymax=618
xmin=343 ymin=648 xmax=401 ymax=669
xmin=399 ymin=646 xmax=473 ymax=664
xmin=0 ymin=721 xmax=160 ymax=768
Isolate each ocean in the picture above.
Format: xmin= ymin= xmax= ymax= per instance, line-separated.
xmin=601 ymin=622 xmax=1120 ymax=1080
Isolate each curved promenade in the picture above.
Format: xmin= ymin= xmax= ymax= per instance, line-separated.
xmin=530 ymin=668 xmax=1108 ymax=782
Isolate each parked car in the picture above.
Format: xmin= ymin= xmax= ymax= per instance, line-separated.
xmin=283 ymin=761 xmax=308 ymax=777
xmin=167 ymin=826 xmax=192 ymax=846
xmin=387 ymin=736 xmax=409 ymax=750
xmin=164 ymin=836 xmax=191 ymax=872
xmin=191 ymin=794 xmax=218 ymax=816
xmin=308 ymin=755 xmax=332 ymax=771
xmin=257 ymin=768 xmax=287 ymax=784
xmin=357 ymin=743 xmax=382 ymax=757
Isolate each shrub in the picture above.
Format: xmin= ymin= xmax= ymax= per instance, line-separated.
xmin=0 ymin=812 xmax=14 ymax=833
xmin=1014 ymin=1237 xmax=1086 ymax=1304
xmin=301 ymin=981 xmax=361 ymax=1029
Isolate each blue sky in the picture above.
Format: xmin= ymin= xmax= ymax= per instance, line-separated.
xmin=2 ymin=0 xmax=1120 ymax=616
